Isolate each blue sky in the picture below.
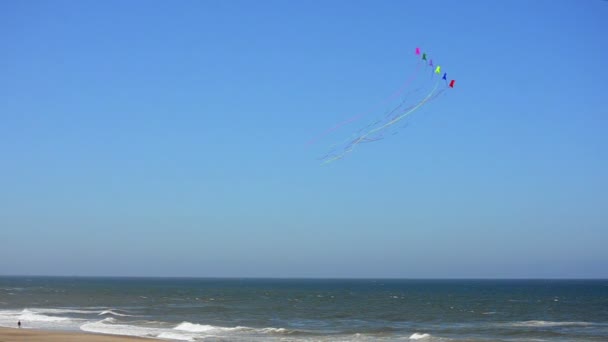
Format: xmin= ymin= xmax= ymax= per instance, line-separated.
xmin=1 ymin=0 xmax=606 ymax=278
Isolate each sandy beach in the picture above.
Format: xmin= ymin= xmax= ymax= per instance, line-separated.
xmin=0 ymin=327 xmax=152 ymax=342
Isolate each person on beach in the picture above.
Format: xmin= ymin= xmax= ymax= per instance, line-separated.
xmin=17 ymin=320 xmax=21 ymax=328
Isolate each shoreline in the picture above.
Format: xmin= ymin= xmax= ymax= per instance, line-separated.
xmin=0 ymin=327 xmax=154 ymax=341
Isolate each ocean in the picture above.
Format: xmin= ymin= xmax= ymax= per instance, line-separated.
xmin=0 ymin=277 xmax=606 ymax=341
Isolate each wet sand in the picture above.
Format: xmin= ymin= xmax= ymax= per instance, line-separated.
xmin=0 ymin=327 xmax=153 ymax=341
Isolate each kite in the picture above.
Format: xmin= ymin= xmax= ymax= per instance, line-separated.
xmin=310 ymin=47 xmax=456 ymax=164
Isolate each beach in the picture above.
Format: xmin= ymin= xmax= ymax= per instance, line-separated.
xmin=0 ymin=327 xmax=150 ymax=342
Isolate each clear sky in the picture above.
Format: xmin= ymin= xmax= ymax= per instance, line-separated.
xmin=1 ymin=0 xmax=606 ymax=278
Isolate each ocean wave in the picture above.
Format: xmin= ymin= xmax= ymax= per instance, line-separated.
xmin=80 ymin=318 xmax=164 ymax=338
xmin=0 ymin=308 xmax=86 ymax=331
xmin=410 ymin=332 xmax=431 ymax=340
xmin=174 ymin=321 xmax=288 ymax=334
xmin=157 ymin=332 xmax=196 ymax=341
xmin=80 ymin=318 xmax=294 ymax=340
xmin=9 ymin=307 xmax=134 ymax=318
xmin=0 ymin=287 xmax=26 ymax=291
xmin=100 ymin=317 xmax=117 ymax=323
xmin=507 ymin=320 xmax=595 ymax=328
xmin=98 ymin=310 xmax=133 ymax=317
xmin=259 ymin=327 xmax=289 ymax=334
xmin=26 ymin=308 xmax=100 ymax=315
xmin=174 ymin=322 xmax=219 ymax=333
xmin=18 ymin=309 xmax=71 ymax=322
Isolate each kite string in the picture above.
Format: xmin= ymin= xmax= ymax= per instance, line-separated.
xmin=358 ymin=82 xmax=442 ymax=142
xmin=321 ymin=58 xmax=439 ymax=154
xmin=306 ymin=61 xmax=423 ymax=146
xmin=324 ymin=87 xmax=422 ymax=154
xmin=321 ymin=81 xmax=443 ymax=164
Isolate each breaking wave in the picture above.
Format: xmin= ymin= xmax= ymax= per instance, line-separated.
xmin=98 ymin=310 xmax=133 ymax=317
xmin=174 ymin=321 xmax=289 ymax=334
xmin=0 ymin=309 xmax=85 ymax=331
xmin=507 ymin=320 xmax=595 ymax=328
xmin=410 ymin=332 xmax=432 ymax=340
xmin=80 ymin=319 xmax=294 ymax=340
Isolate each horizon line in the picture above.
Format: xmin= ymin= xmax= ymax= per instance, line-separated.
xmin=1 ymin=275 xmax=606 ymax=280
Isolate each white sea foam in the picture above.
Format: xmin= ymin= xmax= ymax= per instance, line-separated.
xmin=80 ymin=318 xmax=164 ymax=338
xmin=3 ymin=307 xmax=411 ymax=341
xmin=98 ymin=310 xmax=133 ymax=317
xmin=0 ymin=306 xmax=293 ymax=340
xmin=258 ymin=327 xmax=288 ymax=334
xmin=7 ymin=307 xmax=134 ymax=319
xmin=410 ymin=332 xmax=431 ymax=340
xmin=174 ymin=322 xmax=219 ymax=333
xmin=173 ymin=321 xmax=287 ymax=334
xmin=79 ymin=318 xmax=291 ymax=340
xmin=0 ymin=287 xmax=25 ymax=291
xmin=27 ymin=308 xmax=100 ymax=315
xmin=508 ymin=320 xmax=594 ymax=327
xmin=18 ymin=309 xmax=70 ymax=322
xmin=0 ymin=309 xmax=86 ymax=331
xmin=157 ymin=332 xmax=196 ymax=341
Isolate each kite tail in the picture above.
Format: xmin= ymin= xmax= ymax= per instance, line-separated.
xmin=384 ymin=61 xmax=424 ymax=103
xmin=321 ymin=82 xmax=442 ymax=164
xmin=305 ymin=113 xmax=366 ymax=147
xmin=325 ymin=87 xmax=422 ymax=153
xmin=307 ymin=62 xmax=423 ymax=147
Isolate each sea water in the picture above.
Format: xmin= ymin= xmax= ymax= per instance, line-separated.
xmin=0 ymin=277 xmax=607 ymax=341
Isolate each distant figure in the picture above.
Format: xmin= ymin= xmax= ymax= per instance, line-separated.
xmin=18 ymin=320 xmax=21 ymax=328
